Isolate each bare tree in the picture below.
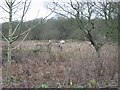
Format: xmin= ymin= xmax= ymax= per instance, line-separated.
xmin=0 ymin=0 xmax=52 ymax=80
xmin=0 ymin=0 xmax=31 ymax=80
xmin=47 ymin=1 xmax=101 ymax=56
xmin=95 ymin=2 xmax=118 ymax=40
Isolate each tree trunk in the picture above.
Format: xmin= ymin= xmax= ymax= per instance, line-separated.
xmin=7 ymin=1 xmax=13 ymax=79
xmin=87 ymin=31 xmax=100 ymax=57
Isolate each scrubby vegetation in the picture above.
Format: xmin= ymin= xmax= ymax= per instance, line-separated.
xmin=1 ymin=40 xmax=118 ymax=88
xmin=0 ymin=0 xmax=119 ymax=89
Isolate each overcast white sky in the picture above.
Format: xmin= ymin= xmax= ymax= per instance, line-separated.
xmin=0 ymin=0 xmax=56 ymax=23
xmin=0 ymin=0 xmax=118 ymax=23
xmin=25 ymin=0 xmax=53 ymax=21
xmin=0 ymin=0 xmax=73 ymax=23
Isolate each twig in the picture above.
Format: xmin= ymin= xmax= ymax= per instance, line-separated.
xmin=0 ymin=31 xmax=9 ymax=42
xmin=12 ymin=28 xmax=30 ymax=50
xmin=12 ymin=12 xmax=53 ymax=41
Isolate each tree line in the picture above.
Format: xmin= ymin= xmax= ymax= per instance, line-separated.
xmin=2 ymin=16 xmax=118 ymax=42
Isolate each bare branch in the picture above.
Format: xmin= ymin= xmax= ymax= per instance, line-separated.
xmin=12 ymin=0 xmax=23 ymax=10
xmin=12 ymin=22 xmax=20 ymax=36
xmin=48 ymin=8 xmax=69 ymax=19
xmin=12 ymin=28 xmax=30 ymax=50
xmin=11 ymin=0 xmax=16 ymax=6
xmin=12 ymin=0 xmax=31 ymax=39
xmin=52 ymin=2 xmax=76 ymax=17
xmin=0 ymin=5 xmax=9 ymax=13
xmin=5 ymin=0 xmax=11 ymax=8
xmin=12 ymin=12 xmax=53 ymax=42
xmin=0 ymin=31 xmax=9 ymax=42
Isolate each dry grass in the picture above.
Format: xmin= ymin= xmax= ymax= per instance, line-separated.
xmin=1 ymin=40 xmax=118 ymax=88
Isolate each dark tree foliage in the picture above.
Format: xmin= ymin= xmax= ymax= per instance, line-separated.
xmin=2 ymin=16 xmax=118 ymax=42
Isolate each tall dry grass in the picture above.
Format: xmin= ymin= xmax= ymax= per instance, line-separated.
xmin=1 ymin=40 xmax=118 ymax=88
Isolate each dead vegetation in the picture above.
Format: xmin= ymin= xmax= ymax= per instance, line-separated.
xmin=1 ymin=40 xmax=118 ymax=88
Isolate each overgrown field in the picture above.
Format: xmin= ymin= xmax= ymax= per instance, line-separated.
xmin=1 ymin=40 xmax=118 ymax=88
